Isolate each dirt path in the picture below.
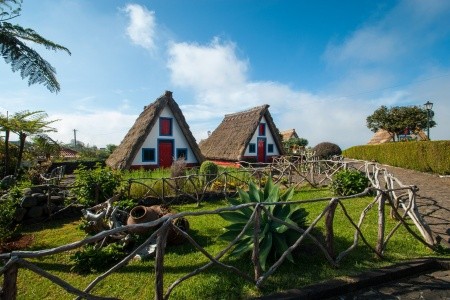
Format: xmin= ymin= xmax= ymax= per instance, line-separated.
xmin=380 ymin=165 xmax=450 ymax=248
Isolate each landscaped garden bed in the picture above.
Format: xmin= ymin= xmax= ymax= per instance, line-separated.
xmin=7 ymin=187 xmax=439 ymax=299
xmin=1 ymin=159 xmax=446 ymax=299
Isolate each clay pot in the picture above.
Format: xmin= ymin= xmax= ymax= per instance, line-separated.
xmin=127 ymin=205 xmax=159 ymax=234
xmin=165 ymin=213 xmax=190 ymax=245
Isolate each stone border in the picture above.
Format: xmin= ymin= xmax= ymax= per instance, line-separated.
xmin=255 ymin=258 xmax=450 ymax=299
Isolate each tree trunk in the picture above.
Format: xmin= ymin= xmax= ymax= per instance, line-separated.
xmin=4 ymin=129 xmax=10 ymax=176
xmin=15 ymin=132 xmax=27 ymax=177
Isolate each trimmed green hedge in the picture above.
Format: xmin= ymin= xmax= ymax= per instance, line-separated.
xmin=343 ymin=141 xmax=450 ymax=175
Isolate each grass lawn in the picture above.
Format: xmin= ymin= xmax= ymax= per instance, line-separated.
xmin=12 ymin=187 xmax=447 ymax=299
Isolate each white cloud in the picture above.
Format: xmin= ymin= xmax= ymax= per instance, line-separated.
xmin=165 ymin=38 xmax=380 ymax=148
xmin=167 ymin=38 xmax=248 ymax=97
xmin=324 ymin=0 xmax=450 ymax=68
xmin=325 ymin=29 xmax=400 ymax=66
xmin=49 ymin=111 xmax=137 ymax=147
xmin=124 ymin=4 xmax=157 ymax=51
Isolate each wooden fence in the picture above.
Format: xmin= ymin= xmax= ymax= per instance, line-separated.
xmin=0 ymin=159 xmax=438 ymax=299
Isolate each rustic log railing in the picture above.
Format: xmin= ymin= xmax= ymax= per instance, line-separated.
xmin=122 ymin=157 xmax=348 ymax=206
xmin=0 ymin=160 xmax=438 ymax=299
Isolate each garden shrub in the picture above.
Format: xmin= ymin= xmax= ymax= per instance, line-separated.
xmin=72 ymin=164 xmax=122 ymax=206
xmin=70 ymin=243 xmax=127 ymax=273
xmin=171 ymin=157 xmax=187 ymax=178
xmin=199 ymin=161 xmax=218 ymax=182
xmin=331 ymin=169 xmax=369 ymax=196
xmin=171 ymin=157 xmax=187 ymax=190
xmin=313 ymin=142 xmax=342 ymax=159
xmin=0 ymin=185 xmax=23 ymax=243
xmin=219 ymin=177 xmax=309 ymax=270
xmin=343 ymin=141 xmax=450 ymax=175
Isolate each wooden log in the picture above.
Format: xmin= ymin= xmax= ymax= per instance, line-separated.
xmin=325 ymin=200 xmax=338 ymax=259
xmin=155 ymin=222 xmax=169 ymax=300
xmin=252 ymin=205 xmax=262 ymax=281
xmin=2 ymin=261 xmax=18 ymax=300
xmin=376 ymin=193 xmax=386 ymax=257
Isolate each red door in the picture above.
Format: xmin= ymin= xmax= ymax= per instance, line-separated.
xmin=257 ymin=138 xmax=266 ymax=163
xmin=158 ymin=140 xmax=173 ymax=168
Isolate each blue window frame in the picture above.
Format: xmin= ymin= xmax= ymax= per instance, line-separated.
xmin=159 ymin=117 xmax=173 ymax=136
xmin=176 ymin=148 xmax=188 ymax=160
xmin=142 ymin=148 xmax=155 ymax=162
xmin=249 ymin=143 xmax=256 ymax=153
xmin=268 ymin=144 xmax=274 ymax=153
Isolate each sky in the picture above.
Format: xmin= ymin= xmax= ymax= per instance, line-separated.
xmin=1 ymin=0 xmax=449 ymax=150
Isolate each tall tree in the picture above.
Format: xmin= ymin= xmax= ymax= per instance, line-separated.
xmin=8 ymin=110 xmax=59 ymax=175
xmin=0 ymin=0 xmax=71 ymax=93
xmin=0 ymin=112 xmax=12 ymax=176
xmin=366 ymin=105 xmax=436 ymax=141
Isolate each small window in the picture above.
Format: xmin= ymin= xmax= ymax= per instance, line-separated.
xmin=142 ymin=148 xmax=155 ymax=162
xmin=259 ymin=123 xmax=266 ymax=136
xmin=159 ymin=117 xmax=173 ymax=136
xmin=268 ymin=144 xmax=274 ymax=153
xmin=249 ymin=143 xmax=256 ymax=153
xmin=176 ymin=148 xmax=188 ymax=160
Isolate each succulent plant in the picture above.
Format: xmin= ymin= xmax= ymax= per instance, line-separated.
xmin=219 ymin=177 xmax=308 ymax=270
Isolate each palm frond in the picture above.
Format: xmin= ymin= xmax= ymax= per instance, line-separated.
xmin=0 ymin=0 xmax=22 ymax=21
xmin=0 ymin=22 xmax=70 ymax=93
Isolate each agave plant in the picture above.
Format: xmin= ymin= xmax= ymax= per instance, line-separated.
xmin=219 ymin=178 xmax=308 ymax=270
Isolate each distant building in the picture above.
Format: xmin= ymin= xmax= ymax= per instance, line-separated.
xmin=59 ymin=147 xmax=79 ymax=160
xmin=280 ymin=129 xmax=299 ymax=141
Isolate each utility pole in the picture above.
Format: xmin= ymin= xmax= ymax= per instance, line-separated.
xmin=73 ymin=129 xmax=77 ymax=147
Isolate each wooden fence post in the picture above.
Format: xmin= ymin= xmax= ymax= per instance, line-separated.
xmin=155 ymin=223 xmax=169 ymax=300
xmin=127 ymin=179 xmax=132 ymax=199
xmin=2 ymin=262 xmax=18 ymax=300
xmin=162 ymin=178 xmax=166 ymax=202
xmin=325 ymin=200 xmax=338 ymax=259
xmin=376 ymin=193 xmax=386 ymax=257
xmin=252 ymin=205 xmax=262 ymax=281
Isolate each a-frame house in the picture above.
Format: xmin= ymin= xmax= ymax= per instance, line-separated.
xmin=106 ymin=91 xmax=204 ymax=170
xmin=199 ymin=105 xmax=284 ymax=165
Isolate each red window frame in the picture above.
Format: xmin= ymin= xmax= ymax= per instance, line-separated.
xmin=259 ymin=123 xmax=266 ymax=136
xmin=159 ymin=118 xmax=172 ymax=136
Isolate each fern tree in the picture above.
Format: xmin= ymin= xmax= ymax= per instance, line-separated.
xmin=0 ymin=0 xmax=71 ymax=93
xmin=9 ymin=110 xmax=59 ymax=176
xmin=0 ymin=112 xmax=12 ymax=176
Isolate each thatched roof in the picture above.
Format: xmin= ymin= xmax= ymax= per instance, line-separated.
xmin=367 ymin=129 xmax=394 ymax=145
xmin=199 ymin=105 xmax=284 ymax=161
xmin=367 ymin=129 xmax=429 ymax=145
xmin=280 ymin=129 xmax=299 ymax=141
xmin=106 ymin=91 xmax=204 ymax=170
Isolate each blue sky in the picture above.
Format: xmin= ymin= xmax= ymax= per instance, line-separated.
xmin=1 ymin=0 xmax=449 ymax=149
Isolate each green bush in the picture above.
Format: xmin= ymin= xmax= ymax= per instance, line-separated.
xmin=199 ymin=161 xmax=218 ymax=182
xmin=219 ymin=178 xmax=309 ymax=270
xmin=313 ymin=142 xmax=342 ymax=159
xmin=70 ymin=243 xmax=127 ymax=273
xmin=73 ymin=164 xmax=122 ymax=206
xmin=331 ymin=169 xmax=369 ymax=196
xmin=343 ymin=141 xmax=450 ymax=175
xmin=0 ymin=185 xmax=23 ymax=243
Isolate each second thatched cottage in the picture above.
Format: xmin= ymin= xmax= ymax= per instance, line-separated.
xmin=199 ymin=105 xmax=284 ymax=165
xmin=106 ymin=91 xmax=203 ymax=170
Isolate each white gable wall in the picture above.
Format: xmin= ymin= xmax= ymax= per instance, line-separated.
xmin=131 ymin=105 xmax=198 ymax=166
xmin=243 ymin=116 xmax=280 ymax=157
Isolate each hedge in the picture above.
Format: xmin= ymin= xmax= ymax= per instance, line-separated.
xmin=342 ymin=141 xmax=450 ymax=175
